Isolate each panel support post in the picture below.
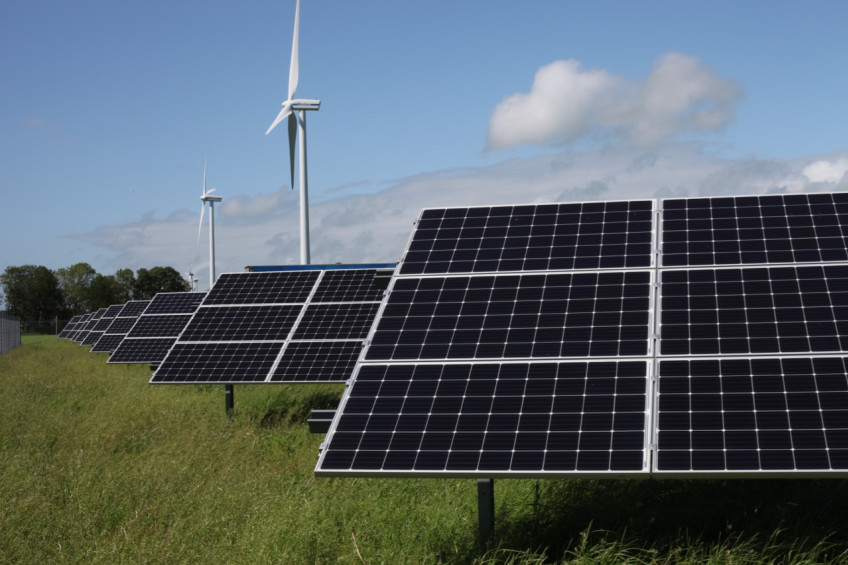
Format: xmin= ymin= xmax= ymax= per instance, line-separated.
xmin=477 ymin=478 xmax=495 ymax=553
xmin=225 ymin=384 xmax=234 ymax=419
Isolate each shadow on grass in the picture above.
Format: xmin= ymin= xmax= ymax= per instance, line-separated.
xmin=258 ymin=388 xmax=343 ymax=428
xmin=490 ymin=478 xmax=848 ymax=562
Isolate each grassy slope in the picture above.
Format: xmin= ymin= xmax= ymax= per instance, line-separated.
xmin=0 ymin=339 xmax=846 ymax=564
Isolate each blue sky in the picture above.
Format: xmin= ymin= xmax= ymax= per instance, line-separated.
xmin=2 ymin=0 xmax=847 ymax=291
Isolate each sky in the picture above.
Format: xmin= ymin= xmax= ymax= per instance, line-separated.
xmin=2 ymin=0 xmax=847 ymax=292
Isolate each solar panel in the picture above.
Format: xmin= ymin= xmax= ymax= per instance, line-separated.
xmin=401 ymin=201 xmax=654 ymax=275
xmin=317 ymin=200 xmax=656 ymax=476
xmin=108 ymin=292 xmax=206 ymax=364
xmin=83 ymin=304 xmax=125 ymax=347
xmin=91 ymin=300 xmax=150 ymax=353
xmin=656 ymin=356 xmax=848 ymax=472
xmin=75 ymin=308 xmax=106 ymax=345
xmin=661 ymin=192 xmax=848 ymax=267
xmin=67 ymin=313 xmax=91 ymax=342
xmin=150 ymin=266 xmax=394 ymax=384
xmin=58 ymin=315 xmax=83 ymax=339
xmin=317 ymin=192 xmax=848 ymax=478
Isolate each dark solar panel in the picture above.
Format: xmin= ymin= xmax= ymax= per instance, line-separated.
xmin=58 ymin=315 xmax=83 ymax=339
xmin=84 ymin=304 xmax=125 ymax=347
xmin=656 ymin=357 xmax=848 ymax=472
xmin=92 ymin=334 xmax=126 ymax=353
xmin=319 ymin=361 xmax=648 ymax=474
xmin=293 ymin=303 xmax=381 ymax=340
xmin=93 ymin=300 xmax=152 ymax=353
xmin=660 ymin=265 xmax=848 ymax=356
xmin=401 ymin=200 xmax=654 ymax=275
xmin=141 ymin=292 xmax=207 ymax=314
xmin=151 ymin=342 xmax=282 ymax=383
xmin=110 ymin=338 xmax=180 ymax=364
xmin=661 ymin=192 xmax=848 ymax=267
xmin=76 ymin=308 xmax=106 ymax=344
xmin=204 ymin=271 xmax=319 ymax=305
xmin=366 ymin=271 xmax=651 ymax=362
xmin=150 ymin=267 xmax=391 ymax=384
xmin=270 ymin=341 xmax=364 ymax=382
xmin=108 ymin=293 xmax=205 ymax=364
xmin=125 ymin=314 xmax=193 ymax=337
xmin=67 ymin=314 xmax=91 ymax=342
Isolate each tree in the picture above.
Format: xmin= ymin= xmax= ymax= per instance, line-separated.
xmin=85 ymin=274 xmax=124 ymax=310
xmin=113 ymin=268 xmax=136 ymax=303
xmin=133 ymin=266 xmax=190 ymax=299
xmin=0 ymin=265 xmax=63 ymax=321
xmin=55 ymin=263 xmax=97 ymax=315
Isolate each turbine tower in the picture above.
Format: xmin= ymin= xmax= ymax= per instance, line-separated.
xmin=266 ymin=0 xmax=319 ymax=265
xmin=195 ymin=159 xmax=222 ymax=289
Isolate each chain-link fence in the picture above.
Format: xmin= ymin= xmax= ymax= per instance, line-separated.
xmin=21 ymin=319 xmax=66 ymax=336
xmin=0 ymin=312 xmax=21 ymax=355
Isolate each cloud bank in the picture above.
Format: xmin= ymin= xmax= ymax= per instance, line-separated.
xmin=69 ymin=145 xmax=848 ymax=289
xmin=487 ymin=53 xmax=743 ymax=149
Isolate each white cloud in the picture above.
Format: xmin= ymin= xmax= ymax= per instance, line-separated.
xmin=69 ymin=145 xmax=848 ymax=290
xmin=803 ymin=158 xmax=848 ymax=183
xmin=487 ymin=53 xmax=743 ymax=150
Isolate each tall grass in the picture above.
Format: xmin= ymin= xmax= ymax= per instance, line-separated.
xmin=1 ymin=339 xmax=847 ymax=564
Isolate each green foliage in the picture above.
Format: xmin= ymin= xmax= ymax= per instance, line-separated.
xmin=7 ymin=263 xmax=190 ymax=321
xmin=0 ymin=265 xmax=63 ymax=321
xmin=55 ymin=263 xmax=98 ymax=315
xmin=1 ymin=341 xmax=847 ymax=564
xmin=133 ymin=266 xmax=190 ymax=300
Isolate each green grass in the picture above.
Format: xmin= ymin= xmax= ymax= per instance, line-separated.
xmin=21 ymin=334 xmax=55 ymax=345
xmin=1 ymin=340 xmax=847 ymax=564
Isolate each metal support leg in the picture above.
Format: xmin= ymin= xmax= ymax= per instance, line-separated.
xmin=477 ymin=478 xmax=495 ymax=553
xmin=225 ymin=384 xmax=234 ymax=418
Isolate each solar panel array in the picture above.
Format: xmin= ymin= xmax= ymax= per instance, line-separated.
xmin=150 ymin=267 xmax=392 ymax=384
xmin=74 ymin=308 xmax=105 ymax=344
xmin=91 ymin=300 xmax=151 ymax=353
xmin=58 ymin=315 xmax=83 ymax=339
xmin=316 ymin=192 xmax=848 ymax=478
xmin=82 ymin=304 xmax=125 ymax=347
xmin=109 ymin=292 xmax=206 ymax=364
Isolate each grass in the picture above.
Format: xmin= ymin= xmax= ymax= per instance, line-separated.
xmin=1 ymin=339 xmax=847 ymax=564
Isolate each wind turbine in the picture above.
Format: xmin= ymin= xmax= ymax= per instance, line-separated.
xmin=192 ymin=158 xmax=222 ymax=289
xmin=266 ymin=0 xmax=320 ymax=265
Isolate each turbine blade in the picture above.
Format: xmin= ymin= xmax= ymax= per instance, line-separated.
xmin=202 ymin=157 xmax=208 ymax=196
xmin=266 ymin=101 xmax=293 ymax=135
xmin=287 ymin=113 xmax=297 ymax=189
xmin=190 ymin=202 xmax=206 ymax=278
xmin=288 ymin=0 xmax=300 ymax=100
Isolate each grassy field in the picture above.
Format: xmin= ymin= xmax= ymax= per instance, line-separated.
xmin=1 ymin=338 xmax=847 ymax=564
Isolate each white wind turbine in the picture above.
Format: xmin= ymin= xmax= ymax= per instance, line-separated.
xmin=191 ymin=158 xmax=223 ymax=289
xmin=266 ymin=0 xmax=320 ymax=265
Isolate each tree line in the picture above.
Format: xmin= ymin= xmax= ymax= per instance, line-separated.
xmin=0 ymin=263 xmax=190 ymax=323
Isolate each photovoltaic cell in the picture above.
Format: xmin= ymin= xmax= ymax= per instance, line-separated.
xmin=150 ymin=267 xmax=392 ymax=384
